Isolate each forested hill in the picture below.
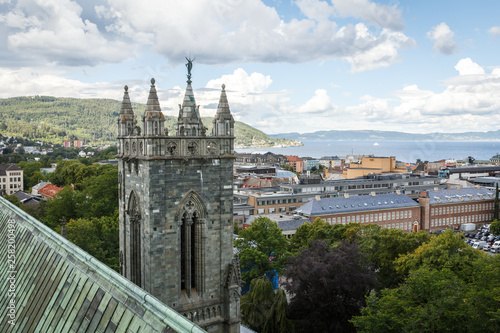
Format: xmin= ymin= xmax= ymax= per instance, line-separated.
xmin=0 ymin=96 xmax=301 ymax=148
xmin=271 ymin=129 xmax=500 ymax=142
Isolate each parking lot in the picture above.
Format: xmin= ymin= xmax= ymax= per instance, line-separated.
xmin=463 ymin=228 xmax=500 ymax=253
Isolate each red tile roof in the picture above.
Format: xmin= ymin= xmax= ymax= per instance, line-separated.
xmin=38 ymin=184 xmax=64 ymax=199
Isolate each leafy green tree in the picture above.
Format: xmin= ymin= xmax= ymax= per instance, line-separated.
xmin=18 ymin=161 xmax=43 ymax=189
xmin=491 ymin=219 xmax=500 ymax=236
xmin=81 ymin=166 xmax=118 ymax=218
xmin=66 ymin=215 xmax=119 ymax=271
xmin=284 ymin=240 xmax=376 ymax=333
xmin=289 ymin=218 xmax=347 ymax=254
xmin=43 ymin=186 xmax=87 ymax=229
xmin=288 ymin=221 xmax=313 ymax=253
xmin=241 ymin=277 xmax=294 ymax=333
xmin=352 ymin=268 xmax=473 ymax=332
xmin=4 ymin=194 xmax=21 ymax=207
xmin=356 ymin=227 xmax=431 ymax=290
xmin=352 ymin=232 xmax=500 ymax=332
xmin=395 ymin=230 xmax=483 ymax=282
xmin=235 ymin=217 xmax=290 ymax=285
xmin=28 ymin=171 xmax=45 ymax=189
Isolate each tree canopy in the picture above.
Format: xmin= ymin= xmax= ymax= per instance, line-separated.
xmin=352 ymin=230 xmax=500 ymax=332
xmin=235 ymin=216 xmax=290 ymax=285
xmin=284 ymin=240 xmax=376 ymax=333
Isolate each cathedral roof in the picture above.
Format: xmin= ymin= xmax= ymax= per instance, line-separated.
xmin=144 ymin=78 xmax=164 ymax=120
xmin=0 ymin=196 xmax=205 ymax=333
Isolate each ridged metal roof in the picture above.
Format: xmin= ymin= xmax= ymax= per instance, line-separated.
xmin=297 ymin=193 xmax=419 ymax=216
xmin=0 ymin=197 xmax=205 ymax=333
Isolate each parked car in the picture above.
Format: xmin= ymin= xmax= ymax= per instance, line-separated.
xmin=483 ymin=244 xmax=491 ymax=251
xmin=491 ymin=241 xmax=500 ymax=253
xmin=473 ymin=241 xmax=487 ymax=250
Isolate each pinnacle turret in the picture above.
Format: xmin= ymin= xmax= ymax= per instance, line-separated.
xmin=142 ymin=78 xmax=165 ymax=136
xmin=212 ymin=83 xmax=234 ymax=137
xmin=117 ymin=85 xmax=137 ymax=136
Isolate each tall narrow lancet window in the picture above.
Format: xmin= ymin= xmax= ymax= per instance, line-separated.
xmin=178 ymin=191 xmax=206 ymax=296
xmin=128 ymin=191 xmax=142 ymax=287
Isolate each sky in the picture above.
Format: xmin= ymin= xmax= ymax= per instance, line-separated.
xmin=1 ymin=0 xmax=500 ymax=135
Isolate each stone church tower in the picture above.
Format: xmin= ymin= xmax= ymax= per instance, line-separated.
xmin=117 ymin=62 xmax=241 ymax=332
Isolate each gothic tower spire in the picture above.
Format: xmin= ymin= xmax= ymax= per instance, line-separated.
xmin=176 ymin=58 xmax=206 ymax=136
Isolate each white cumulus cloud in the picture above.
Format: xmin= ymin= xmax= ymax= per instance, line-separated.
xmin=427 ymin=22 xmax=459 ymax=55
xmin=454 ymin=58 xmax=485 ymax=75
xmin=2 ymin=0 xmax=129 ymax=66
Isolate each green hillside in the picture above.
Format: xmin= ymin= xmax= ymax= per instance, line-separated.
xmin=0 ymin=96 xmax=301 ymax=148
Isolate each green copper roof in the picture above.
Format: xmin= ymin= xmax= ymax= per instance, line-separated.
xmin=0 ymin=196 xmax=206 ymax=333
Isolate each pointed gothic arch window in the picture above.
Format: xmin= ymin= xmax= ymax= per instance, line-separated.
xmin=192 ymin=127 xmax=197 ymax=136
xmin=154 ymin=121 xmax=159 ymax=135
xmin=177 ymin=191 xmax=207 ymax=296
xmin=127 ymin=191 xmax=142 ymax=287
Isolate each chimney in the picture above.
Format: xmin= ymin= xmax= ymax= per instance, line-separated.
xmin=420 ymin=191 xmax=428 ymax=198
xmin=315 ymin=195 xmax=321 ymax=201
xmin=344 ymin=193 xmax=350 ymax=199
xmin=395 ymin=190 xmax=401 ymax=195
xmin=370 ymin=192 xmax=376 ymax=197
xmin=434 ymin=187 xmax=439 ymax=191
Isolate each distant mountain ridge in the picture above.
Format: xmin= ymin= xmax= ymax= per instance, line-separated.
xmin=270 ymin=129 xmax=500 ymax=142
xmin=0 ymin=96 xmax=300 ymax=148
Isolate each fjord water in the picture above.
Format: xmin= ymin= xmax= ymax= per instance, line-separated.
xmin=235 ymin=141 xmax=500 ymax=163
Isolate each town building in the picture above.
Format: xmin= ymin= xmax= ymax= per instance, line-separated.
xmin=280 ymin=173 xmax=444 ymax=198
xmin=74 ymin=139 xmax=84 ymax=148
xmin=12 ymin=190 xmax=42 ymax=206
xmin=441 ymin=166 xmax=500 ymax=181
xmin=294 ymin=186 xmax=498 ymax=233
xmin=302 ymin=157 xmax=320 ymax=171
xmin=285 ymin=155 xmax=304 ymax=173
xmin=38 ymin=183 xmax=64 ymax=200
xmin=0 ymin=164 xmax=24 ymax=195
xmin=234 ymin=187 xmax=314 ymax=217
xmin=117 ymin=69 xmax=241 ymax=331
xmin=473 ymin=176 xmax=500 ymax=188
xmin=24 ymin=146 xmax=41 ymax=154
xmin=235 ymin=152 xmax=288 ymax=166
xmin=297 ymin=193 xmax=421 ymax=232
xmin=490 ymin=154 xmax=500 ymax=164
xmin=343 ymin=156 xmax=407 ymax=179
xmin=63 ymin=140 xmax=72 ymax=148
xmin=419 ymin=187 xmax=496 ymax=231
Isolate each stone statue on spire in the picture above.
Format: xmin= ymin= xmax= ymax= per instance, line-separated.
xmin=185 ymin=57 xmax=195 ymax=83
